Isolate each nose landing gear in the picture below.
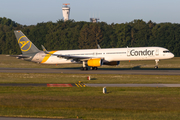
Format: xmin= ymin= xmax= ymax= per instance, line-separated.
xmin=154 ymin=59 xmax=159 ymax=69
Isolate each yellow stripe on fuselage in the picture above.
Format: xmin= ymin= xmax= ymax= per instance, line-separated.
xmin=41 ymin=51 xmax=57 ymax=63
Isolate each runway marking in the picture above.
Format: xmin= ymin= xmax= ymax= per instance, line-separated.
xmin=75 ymin=81 xmax=86 ymax=87
xmin=47 ymin=84 xmax=73 ymax=87
xmin=75 ymin=83 xmax=79 ymax=87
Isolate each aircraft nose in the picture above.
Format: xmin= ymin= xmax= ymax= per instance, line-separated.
xmin=171 ymin=53 xmax=174 ymax=58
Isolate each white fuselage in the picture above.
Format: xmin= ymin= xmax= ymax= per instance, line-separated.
xmin=31 ymin=47 xmax=174 ymax=65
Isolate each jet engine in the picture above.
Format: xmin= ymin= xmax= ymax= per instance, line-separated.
xmin=87 ymin=58 xmax=103 ymax=67
xmin=103 ymin=61 xmax=120 ymax=66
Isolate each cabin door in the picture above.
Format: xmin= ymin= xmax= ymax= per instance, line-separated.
xmin=155 ymin=49 xmax=159 ymax=56
xmin=127 ymin=49 xmax=131 ymax=57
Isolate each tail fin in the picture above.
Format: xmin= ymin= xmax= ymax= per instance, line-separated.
xmin=14 ymin=30 xmax=40 ymax=54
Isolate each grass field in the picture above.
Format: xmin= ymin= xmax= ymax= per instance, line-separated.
xmin=0 ymin=54 xmax=180 ymax=119
xmin=0 ymin=73 xmax=180 ymax=84
xmin=0 ymin=87 xmax=180 ymax=119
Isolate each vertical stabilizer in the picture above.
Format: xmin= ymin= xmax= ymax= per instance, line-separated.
xmin=14 ymin=30 xmax=40 ymax=54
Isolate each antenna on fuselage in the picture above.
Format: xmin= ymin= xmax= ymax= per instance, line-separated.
xmin=97 ymin=44 xmax=101 ymax=49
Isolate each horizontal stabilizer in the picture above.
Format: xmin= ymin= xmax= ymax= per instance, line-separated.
xmin=9 ymin=55 xmax=31 ymax=59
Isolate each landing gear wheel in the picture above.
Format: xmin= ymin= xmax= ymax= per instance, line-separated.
xmin=84 ymin=67 xmax=88 ymax=70
xmin=94 ymin=67 xmax=98 ymax=70
xmin=80 ymin=67 xmax=88 ymax=70
xmin=91 ymin=67 xmax=98 ymax=70
xmin=154 ymin=66 xmax=158 ymax=69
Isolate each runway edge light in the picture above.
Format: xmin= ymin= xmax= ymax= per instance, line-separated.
xmin=103 ymin=87 xmax=107 ymax=94
xmin=87 ymin=76 xmax=91 ymax=80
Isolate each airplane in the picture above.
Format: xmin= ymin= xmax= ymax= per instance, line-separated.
xmin=13 ymin=30 xmax=174 ymax=70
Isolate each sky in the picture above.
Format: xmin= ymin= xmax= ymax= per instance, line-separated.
xmin=0 ymin=0 xmax=180 ymax=25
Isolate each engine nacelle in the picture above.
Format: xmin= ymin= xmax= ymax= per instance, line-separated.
xmin=103 ymin=61 xmax=120 ymax=66
xmin=87 ymin=58 xmax=103 ymax=67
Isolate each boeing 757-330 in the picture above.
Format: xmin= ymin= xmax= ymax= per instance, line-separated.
xmin=13 ymin=30 xmax=174 ymax=70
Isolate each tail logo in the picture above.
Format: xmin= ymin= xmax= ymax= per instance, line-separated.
xmin=18 ymin=36 xmax=32 ymax=52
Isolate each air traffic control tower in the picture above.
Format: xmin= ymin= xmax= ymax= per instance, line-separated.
xmin=62 ymin=3 xmax=70 ymax=21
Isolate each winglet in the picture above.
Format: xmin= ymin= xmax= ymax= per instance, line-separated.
xmin=41 ymin=45 xmax=50 ymax=54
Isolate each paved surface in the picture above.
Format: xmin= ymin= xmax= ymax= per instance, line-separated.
xmin=0 ymin=68 xmax=180 ymax=75
xmin=1 ymin=83 xmax=180 ymax=87
xmin=0 ymin=117 xmax=76 ymax=120
xmin=85 ymin=84 xmax=180 ymax=87
xmin=0 ymin=83 xmax=47 ymax=87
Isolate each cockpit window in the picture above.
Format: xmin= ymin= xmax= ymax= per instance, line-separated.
xmin=163 ymin=51 xmax=170 ymax=53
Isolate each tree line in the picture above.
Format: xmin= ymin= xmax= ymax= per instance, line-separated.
xmin=0 ymin=17 xmax=180 ymax=56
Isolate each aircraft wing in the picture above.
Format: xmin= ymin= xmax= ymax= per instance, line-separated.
xmin=41 ymin=45 xmax=97 ymax=62
xmin=57 ymin=54 xmax=92 ymax=61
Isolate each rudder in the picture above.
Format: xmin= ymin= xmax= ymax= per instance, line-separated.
xmin=14 ymin=30 xmax=40 ymax=54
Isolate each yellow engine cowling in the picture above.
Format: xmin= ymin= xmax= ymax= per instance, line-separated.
xmin=87 ymin=58 xmax=103 ymax=67
xmin=103 ymin=61 xmax=120 ymax=66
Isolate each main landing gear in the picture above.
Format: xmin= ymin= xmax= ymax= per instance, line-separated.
xmin=90 ymin=67 xmax=98 ymax=70
xmin=80 ymin=61 xmax=98 ymax=71
xmin=80 ymin=61 xmax=88 ymax=70
xmin=80 ymin=67 xmax=88 ymax=70
xmin=154 ymin=59 xmax=159 ymax=69
xmin=80 ymin=67 xmax=98 ymax=70
xmin=80 ymin=67 xmax=98 ymax=71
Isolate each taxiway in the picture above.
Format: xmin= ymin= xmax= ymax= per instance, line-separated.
xmin=1 ymin=83 xmax=180 ymax=87
xmin=0 ymin=68 xmax=180 ymax=75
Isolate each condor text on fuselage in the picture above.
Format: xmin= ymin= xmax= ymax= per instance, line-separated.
xmin=130 ymin=49 xmax=154 ymax=56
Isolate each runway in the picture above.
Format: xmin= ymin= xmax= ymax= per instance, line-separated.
xmin=86 ymin=84 xmax=180 ymax=87
xmin=1 ymin=83 xmax=180 ymax=87
xmin=0 ymin=68 xmax=180 ymax=75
